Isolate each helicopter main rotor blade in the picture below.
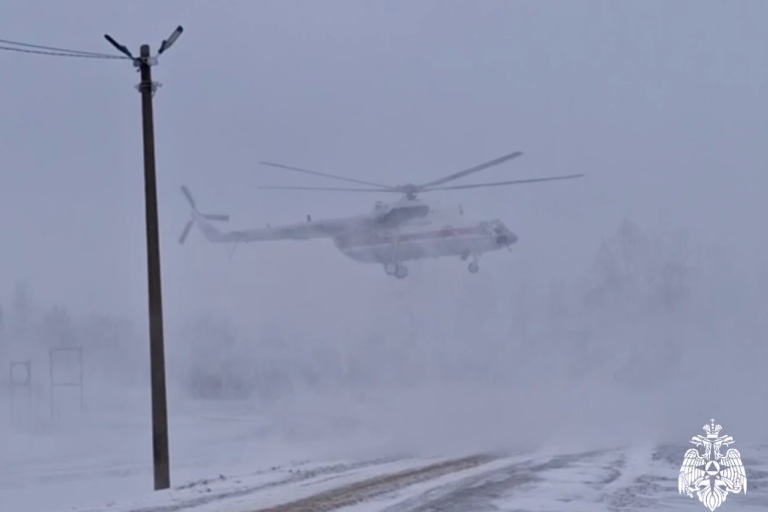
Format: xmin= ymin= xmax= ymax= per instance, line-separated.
xmin=257 ymin=185 xmax=399 ymax=192
xmin=420 ymin=174 xmax=584 ymax=191
xmin=259 ymin=161 xmax=394 ymax=190
xmin=417 ymin=151 xmax=524 ymax=190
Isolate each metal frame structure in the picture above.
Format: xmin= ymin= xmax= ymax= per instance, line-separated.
xmin=49 ymin=347 xmax=84 ymax=418
xmin=9 ymin=359 xmax=32 ymax=423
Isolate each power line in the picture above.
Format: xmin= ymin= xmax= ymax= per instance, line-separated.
xmin=0 ymin=37 xmax=128 ymax=60
xmin=0 ymin=45 xmax=127 ymax=59
xmin=0 ymin=36 xmax=123 ymax=56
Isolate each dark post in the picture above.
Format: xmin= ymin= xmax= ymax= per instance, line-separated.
xmin=137 ymin=44 xmax=171 ymax=491
xmin=104 ymin=26 xmax=182 ymax=492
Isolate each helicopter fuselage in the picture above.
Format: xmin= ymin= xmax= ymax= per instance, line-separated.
xmin=331 ymin=209 xmax=517 ymax=276
xmin=179 ymin=149 xmax=580 ymax=278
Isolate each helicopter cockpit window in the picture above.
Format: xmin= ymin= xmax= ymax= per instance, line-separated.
xmin=481 ymin=220 xmax=500 ymax=230
xmin=489 ymin=220 xmax=506 ymax=232
xmin=382 ymin=205 xmax=430 ymax=224
xmin=408 ymin=205 xmax=430 ymax=217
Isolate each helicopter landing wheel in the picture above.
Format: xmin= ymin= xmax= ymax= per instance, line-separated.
xmin=468 ymin=261 xmax=479 ymax=274
xmin=395 ymin=264 xmax=408 ymax=279
xmin=384 ymin=262 xmax=397 ymax=275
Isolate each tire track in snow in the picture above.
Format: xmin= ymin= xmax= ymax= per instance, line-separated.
xmin=247 ymin=454 xmax=497 ymax=512
xmin=373 ymin=451 xmax=604 ymax=512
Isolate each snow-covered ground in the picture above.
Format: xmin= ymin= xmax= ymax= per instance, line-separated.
xmin=0 ymin=390 xmax=379 ymax=512
xmin=339 ymin=444 xmax=768 ymax=512
xmin=4 ymin=387 xmax=767 ymax=512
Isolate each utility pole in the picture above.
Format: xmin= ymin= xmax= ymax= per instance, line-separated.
xmin=104 ymin=26 xmax=183 ymax=491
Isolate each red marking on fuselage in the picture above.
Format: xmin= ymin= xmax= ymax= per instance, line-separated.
xmin=335 ymin=224 xmax=489 ymax=249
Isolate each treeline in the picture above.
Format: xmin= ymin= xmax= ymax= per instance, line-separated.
xmin=1 ymin=219 xmax=764 ymax=403
xmin=0 ymin=282 xmax=146 ymax=391
xmin=175 ymin=218 xmax=766 ymax=401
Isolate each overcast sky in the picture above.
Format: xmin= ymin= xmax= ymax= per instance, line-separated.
xmin=1 ymin=0 xmax=766 ymax=335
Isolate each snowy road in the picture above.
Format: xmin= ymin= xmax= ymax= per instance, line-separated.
xmin=347 ymin=445 xmax=768 ymax=512
xmin=5 ymin=398 xmax=767 ymax=512
xmin=69 ymin=445 xmax=765 ymax=512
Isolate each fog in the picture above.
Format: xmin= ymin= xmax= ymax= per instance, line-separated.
xmin=1 ymin=1 xmax=767 ymax=510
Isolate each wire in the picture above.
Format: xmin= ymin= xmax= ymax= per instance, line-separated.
xmin=0 ymin=37 xmax=118 ymax=57
xmin=0 ymin=45 xmax=127 ymax=59
xmin=0 ymin=37 xmax=129 ymax=60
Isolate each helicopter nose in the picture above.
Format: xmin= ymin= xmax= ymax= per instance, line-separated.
xmin=497 ymin=232 xmax=518 ymax=245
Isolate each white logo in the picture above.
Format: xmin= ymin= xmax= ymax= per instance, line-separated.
xmin=679 ymin=419 xmax=747 ymax=511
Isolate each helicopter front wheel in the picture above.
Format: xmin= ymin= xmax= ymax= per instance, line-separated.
xmin=468 ymin=261 xmax=479 ymax=274
xmin=384 ymin=262 xmax=408 ymax=278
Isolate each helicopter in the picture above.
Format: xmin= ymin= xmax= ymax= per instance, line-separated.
xmin=178 ymin=151 xmax=583 ymax=278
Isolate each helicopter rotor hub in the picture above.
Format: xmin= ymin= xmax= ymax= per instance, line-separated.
xmin=397 ymin=183 xmax=420 ymax=199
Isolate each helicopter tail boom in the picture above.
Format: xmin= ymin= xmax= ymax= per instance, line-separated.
xmin=178 ymin=185 xmax=350 ymax=245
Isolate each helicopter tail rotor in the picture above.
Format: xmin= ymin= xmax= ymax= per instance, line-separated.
xmin=179 ymin=185 xmax=230 ymax=244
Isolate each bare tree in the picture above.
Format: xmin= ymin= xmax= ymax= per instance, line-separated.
xmin=586 ymin=218 xmax=648 ymax=317
xmin=513 ymin=281 xmax=531 ymax=339
xmin=644 ymin=229 xmax=699 ymax=313
xmin=78 ymin=312 xmax=143 ymax=385
xmin=10 ymin=280 xmax=34 ymax=342
xmin=176 ymin=310 xmax=248 ymax=400
xmin=547 ymin=278 xmax=568 ymax=329
xmin=581 ymin=220 xmax=702 ymax=389
xmin=38 ymin=305 xmax=75 ymax=348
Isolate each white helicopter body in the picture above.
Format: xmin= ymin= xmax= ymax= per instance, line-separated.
xmin=179 ymin=151 xmax=580 ymax=278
